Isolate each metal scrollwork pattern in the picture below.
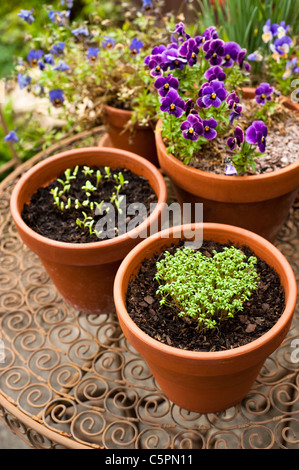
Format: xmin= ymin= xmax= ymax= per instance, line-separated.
xmin=0 ymin=131 xmax=298 ymax=449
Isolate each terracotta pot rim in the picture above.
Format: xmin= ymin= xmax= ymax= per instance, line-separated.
xmin=10 ymin=146 xmax=167 ymax=252
xmin=155 ymin=118 xmax=299 ymax=184
xmin=114 ymin=222 xmax=297 ymax=361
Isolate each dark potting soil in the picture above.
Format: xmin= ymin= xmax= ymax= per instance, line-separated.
xmin=126 ymin=240 xmax=285 ymax=352
xmin=21 ymin=166 xmax=157 ymax=243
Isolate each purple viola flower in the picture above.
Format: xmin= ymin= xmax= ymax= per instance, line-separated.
xmin=50 ymin=42 xmax=65 ymax=56
xmin=18 ymin=9 xmax=34 ymax=24
xmin=199 ymin=80 xmax=228 ymax=108
xmin=262 ymin=20 xmax=279 ymax=43
xmin=255 ymin=82 xmax=274 ymax=105
xmin=273 ymin=35 xmax=293 ymax=56
xmin=53 ymin=61 xmax=70 ymax=71
xmin=245 ymin=121 xmax=268 ymax=152
xmin=226 ymin=91 xmax=239 ymax=109
xmin=102 ymin=36 xmax=115 ymax=49
xmin=170 ymin=22 xmax=190 ymax=40
xmin=27 ymin=49 xmax=44 ymax=67
xmin=87 ymin=47 xmax=99 ymax=63
xmin=196 ymin=26 xmax=218 ymax=47
xmin=160 ymin=89 xmax=185 ymax=118
xmin=49 ymin=89 xmax=65 ymax=108
xmin=283 ymin=57 xmax=299 ymax=80
xmin=227 ymin=127 xmax=244 ymax=150
xmin=142 ymin=0 xmax=153 ymax=11
xmin=130 ymin=38 xmax=143 ymax=57
xmin=17 ymin=73 xmax=31 ymax=89
xmin=179 ymin=38 xmax=199 ymax=66
xmin=247 ymin=51 xmax=263 ymax=62
xmin=44 ymin=53 xmax=55 ymax=65
xmin=162 ymin=48 xmax=187 ymax=70
xmin=202 ymin=118 xmax=217 ymax=140
xmin=237 ymin=48 xmax=251 ymax=71
xmin=185 ymin=99 xmax=196 ymax=116
xmin=225 ymin=164 xmax=238 ymax=176
xmin=226 ymin=90 xmax=242 ymax=123
xmin=72 ymin=27 xmax=89 ymax=37
xmin=61 ymin=0 xmax=74 ymax=8
xmin=180 ymin=114 xmax=204 ymax=141
xmin=154 ymin=74 xmax=179 ymax=97
xmin=222 ymin=41 xmax=241 ymax=68
xmin=49 ymin=10 xmax=69 ymax=25
xmin=4 ymin=130 xmax=19 ymax=143
xmin=148 ymin=55 xmax=166 ymax=77
xmin=196 ymin=82 xmax=210 ymax=108
xmin=203 ymin=39 xmax=225 ymax=66
xmin=38 ymin=60 xmax=45 ymax=71
xmin=204 ymin=65 xmax=226 ymax=82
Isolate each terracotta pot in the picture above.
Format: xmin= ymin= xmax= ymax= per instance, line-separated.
xmin=155 ymin=89 xmax=299 ymax=242
xmin=10 ymin=147 xmax=167 ymax=314
xmin=114 ymin=223 xmax=297 ymax=413
xmin=101 ymin=105 xmax=159 ymax=167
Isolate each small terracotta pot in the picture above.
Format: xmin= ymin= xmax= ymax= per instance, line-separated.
xmin=101 ymin=105 xmax=159 ymax=167
xmin=10 ymin=147 xmax=167 ymax=314
xmin=155 ymin=89 xmax=299 ymax=242
xmin=114 ymin=223 xmax=297 ymax=413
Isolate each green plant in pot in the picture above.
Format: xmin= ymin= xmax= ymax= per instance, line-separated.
xmin=114 ymin=223 xmax=297 ymax=413
xmin=10 ymin=1 xmax=174 ymax=166
xmin=145 ymin=21 xmax=299 ymax=241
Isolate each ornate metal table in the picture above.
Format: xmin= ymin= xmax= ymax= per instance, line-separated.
xmin=0 ymin=128 xmax=298 ymax=449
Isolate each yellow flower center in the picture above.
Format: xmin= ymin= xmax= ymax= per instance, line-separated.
xmin=131 ymin=49 xmax=137 ymax=55
xmin=205 ymin=126 xmax=210 ymax=132
xmin=192 ymin=52 xmax=196 ymax=58
xmin=261 ymin=93 xmax=266 ymax=99
xmin=156 ymin=65 xmax=161 ymax=71
xmin=90 ymin=56 xmax=96 ymax=62
xmin=212 ymin=53 xmax=217 ymax=58
xmin=188 ymin=128 xmax=194 ymax=134
xmin=54 ymin=99 xmax=62 ymax=107
xmin=31 ymin=59 xmax=38 ymax=66
xmin=107 ymin=43 xmax=112 ymax=48
xmin=164 ymin=83 xmax=169 ymax=89
xmin=170 ymin=104 xmax=176 ymax=110
xmin=225 ymin=54 xmax=230 ymax=60
xmin=211 ymin=93 xmax=217 ymax=100
xmin=174 ymin=60 xmax=179 ymax=65
xmin=261 ymin=136 xmax=265 ymax=142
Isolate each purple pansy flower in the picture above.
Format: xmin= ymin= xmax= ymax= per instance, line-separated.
xmin=202 ymin=118 xmax=218 ymax=140
xmin=203 ymin=39 xmax=225 ymax=66
xmin=87 ymin=47 xmax=99 ymax=63
xmin=262 ymin=20 xmax=279 ymax=43
xmin=185 ymin=99 xmax=196 ymax=116
xmin=222 ymin=41 xmax=241 ymax=67
xmin=50 ymin=42 xmax=65 ymax=56
xmin=247 ymin=51 xmax=263 ymax=62
xmin=44 ymin=53 xmax=55 ymax=65
xmin=49 ymin=89 xmax=65 ymax=108
xmin=142 ymin=0 xmax=153 ymax=11
xmin=245 ymin=121 xmax=268 ymax=152
xmin=204 ymin=65 xmax=226 ymax=82
xmin=102 ymin=36 xmax=115 ymax=49
xmin=61 ymin=0 xmax=74 ymax=8
xmin=226 ymin=91 xmax=239 ymax=108
xmin=196 ymin=26 xmax=218 ymax=47
xmin=227 ymin=126 xmax=244 ymax=150
xmin=162 ymin=48 xmax=187 ymax=70
xmin=180 ymin=114 xmax=204 ymax=141
xmin=225 ymin=164 xmax=238 ymax=176
xmin=72 ymin=27 xmax=89 ymax=37
xmin=255 ymin=82 xmax=274 ymax=105
xmin=4 ymin=130 xmax=19 ymax=143
xmin=53 ymin=61 xmax=70 ymax=71
xmin=170 ymin=22 xmax=190 ymax=40
xmin=196 ymin=82 xmax=210 ymax=108
xmin=38 ymin=60 xmax=45 ymax=71
xmin=17 ymin=73 xmax=31 ymax=89
xmin=148 ymin=55 xmax=166 ymax=77
xmin=160 ymin=89 xmax=185 ymax=118
xmin=49 ymin=10 xmax=69 ymax=25
xmin=237 ymin=48 xmax=251 ymax=71
xmin=283 ymin=57 xmax=299 ymax=80
xmin=18 ymin=9 xmax=34 ymax=24
xmin=130 ymin=38 xmax=143 ymax=57
xmin=179 ymin=38 xmax=199 ymax=66
xmin=273 ymin=35 xmax=293 ymax=56
xmin=199 ymin=80 xmax=228 ymax=108
xmin=27 ymin=49 xmax=44 ymax=67
xmin=154 ymin=74 xmax=179 ymax=97
xmin=226 ymin=91 xmax=242 ymax=123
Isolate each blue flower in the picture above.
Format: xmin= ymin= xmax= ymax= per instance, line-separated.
xmin=72 ymin=27 xmax=89 ymax=37
xmin=61 ymin=0 xmax=74 ymax=8
xmin=17 ymin=9 xmax=34 ymax=24
xmin=283 ymin=57 xmax=299 ymax=80
xmin=273 ymin=35 xmax=293 ymax=56
xmin=49 ymin=10 xmax=69 ymax=26
xmin=4 ymin=131 xmax=19 ymax=143
xmin=87 ymin=47 xmax=99 ymax=63
xmin=129 ymin=38 xmax=143 ymax=57
xmin=102 ymin=36 xmax=115 ymax=49
xmin=17 ymin=73 xmax=31 ymax=89
xmin=44 ymin=53 xmax=55 ymax=65
xmin=142 ymin=0 xmax=153 ymax=10
xmin=49 ymin=89 xmax=65 ymax=107
xmin=53 ymin=61 xmax=71 ymax=71
xmin=27 ymin=49 xmax=44 ymax=67
xmin=247 ymin=51 xmax=263 ymax=62
xmin=50 ymin=42 xmax=65 ymax=56
xmin=38 ymin=60 xmax=45 ymax=71
xmin=225 ymin=164 xmax=237 ymax=176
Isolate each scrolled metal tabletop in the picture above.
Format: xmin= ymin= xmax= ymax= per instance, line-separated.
xmin=0 ymin=128 xmax=298 ymax=449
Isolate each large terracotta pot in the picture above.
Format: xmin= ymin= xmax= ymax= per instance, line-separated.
xmin=114 ymin=223 xmax=297 ymax=413
xmin=10 ymin=147 xmax=167 ymax=315
xmin=155 ymin=89 xmax=299 ymax=242
xmin=100 ymin=105 xmax=159 ymax=167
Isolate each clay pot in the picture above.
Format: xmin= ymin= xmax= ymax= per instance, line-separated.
xmin=101 ymin=105 xmax=159 ymax=167
xmin=10 ymin=147 xmax=167 ymax=314
xmin=155 ymin=89 xmax=299 ymax=242
xmin=114 ymin=223 xmax=297 ymax=413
